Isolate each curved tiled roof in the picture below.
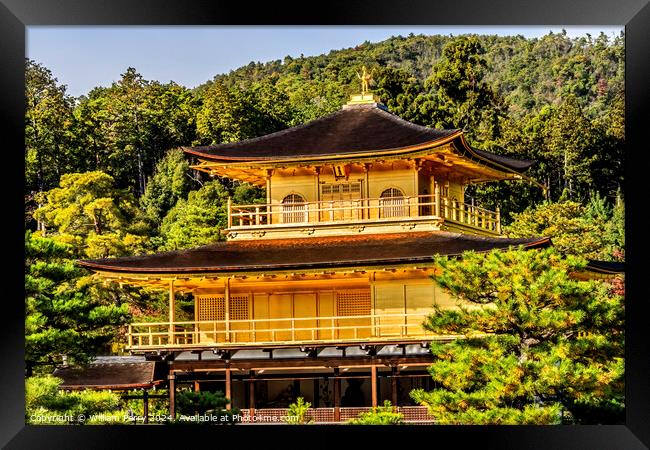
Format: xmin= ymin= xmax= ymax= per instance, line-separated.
xmin=185 ymin=104 xmax=457 ymax=160
xmin=184 ymin=103 xmax=534 ymax=173
xmin=78 ymin=231 xmax=551 ymax=274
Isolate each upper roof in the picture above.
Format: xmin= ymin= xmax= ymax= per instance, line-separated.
xmin=78 ymin=231 xmax=551 ymax=274
xmin=184 ymin=103 xmax=535 ymax=173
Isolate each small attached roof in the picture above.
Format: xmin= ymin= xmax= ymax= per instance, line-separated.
xmin=78 ymin=231 xmax=551 ymax=274
xmin=585 ymin=259 xmax=625 ymax=275
xmin=53 ymin=361 xmax=165 ymax=390
xmin=184 ymin=103 xmax=534 ymax=174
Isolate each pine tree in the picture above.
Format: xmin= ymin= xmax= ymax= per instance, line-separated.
xmin=25 ymin=231 xmax=130 ymax=375
xmin=410 ymin=247 xmax=624 ymax=424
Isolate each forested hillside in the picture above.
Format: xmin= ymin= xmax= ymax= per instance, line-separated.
xmin=25 ymin=31 xmax=625 ymax=371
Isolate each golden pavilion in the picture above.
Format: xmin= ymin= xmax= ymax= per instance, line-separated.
xmin=76 ymin=86 xmax=552 ymax=423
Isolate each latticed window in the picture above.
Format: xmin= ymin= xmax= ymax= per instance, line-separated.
xmin=196 ymin=295 xmax=225 ymax=321
xmin=229 ymin=295 xmax=249 ymax=320
xmin=379 ymin=188 xmax=407 ymax=218
xmin=337 ymin=290 xmax=371 ymax=317
xmin=196 ymin=295 xmax=249 ymax=321
xmin=282 ymin=194 xmax=308 ymax=223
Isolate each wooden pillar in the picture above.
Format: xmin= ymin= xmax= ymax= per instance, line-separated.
xmin=168 ymin=280 xmax=175 ymax=345
xmin=227 ymin=196 xmax=233 ymax=228
xmin=224 ymin=278 xmax=230 ymax=342
xmin=249 ymin=370 xmax=256 ymax=417
xmin=391 ymin=367 xmax=398 ymax=411
xmin=370 ymin=272 xmax=377 ymax=336
xmin=225 ymin=367 xmax=232 ymax=410
xmin=168 ymin=373 xmax=176 ymax=421
xmin=371 ymin=365 xmax=378 ymax=408
xmin=496 ymin=206 xmax=502 ymax=234
xmin=265 ymin=169 xmax=273 ymax=225
xmin=364 ymin=163 xmax=371 ymax=219
xmin=434 ymin=181 xmax=441 ymax=217
xmin=333 ymin=368 xmax=341 ymax=422
xmin=143 ymin=389 xmax=149 ymax=424
xmin=315 ymin=166 xmax=321 ymax=222
xmin=193 ymin=381 xmax=200 ymax=392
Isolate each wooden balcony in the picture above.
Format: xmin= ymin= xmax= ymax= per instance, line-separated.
xmin=126 ymin=312 xmax=455 ymax=351
xmin=228 ymin=194 xmax=501 ymax=235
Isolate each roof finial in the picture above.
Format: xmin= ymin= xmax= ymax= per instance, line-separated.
xmin=346 ymin=65 xmax=381 ymax=107
xmin=356 ymin=65 xmax=373 ymax=95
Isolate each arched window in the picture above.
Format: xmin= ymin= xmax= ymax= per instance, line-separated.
xmin=379 ymin=188 xmax=407 ymax=218
xmin=282 ymin=194 xmax=308 ymax=223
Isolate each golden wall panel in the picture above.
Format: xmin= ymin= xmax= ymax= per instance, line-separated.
xmin=293 ymin=292 xmax=318 ymax=340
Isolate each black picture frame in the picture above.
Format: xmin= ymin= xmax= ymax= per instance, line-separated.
xmin=2 ymin=0 xmax=649 ymax=448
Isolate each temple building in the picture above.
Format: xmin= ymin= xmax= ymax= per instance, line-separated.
xmin=77 ymin=88 xmax=554 ymax=423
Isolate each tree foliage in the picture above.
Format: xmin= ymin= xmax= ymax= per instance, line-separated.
xmin=410 ymin=248 xmax=624 ymax=424
xmin=140 ymin=148 xmax=195 ymax=225
xmin=504 ymin=196 xmax=624 ymax=260
xmin=25 ymin=230 xmax=130 ymax=374
xmin=26 ymin=375 xmax=129 ymax=425
xmin=175 ymin=390 xmax=237 ymax=424
xmin=347 ymin=400 xmax=404 ymax=425
xmin=286 ymin=397 xmax=313 ymax=424
xmin=33 ymin=171 xmax=150 ymax=258
xmin=158 ymin=180 xmax=230 ymax=250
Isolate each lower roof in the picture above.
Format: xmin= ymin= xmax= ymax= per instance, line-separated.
xmin=77 ymin=231 xmax=551 ymax=274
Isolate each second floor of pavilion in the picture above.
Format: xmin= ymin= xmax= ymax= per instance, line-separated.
xmin=184 ymin=97 xmax=538 ymax=240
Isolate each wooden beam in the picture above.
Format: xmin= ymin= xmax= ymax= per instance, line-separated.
xmin=170 ymin=355 xmax=435 ymax=371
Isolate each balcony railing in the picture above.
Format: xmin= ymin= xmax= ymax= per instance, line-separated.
xmin=126 ymin=312 xmax=445 ymax=350
xmin=228 ymin=195 xmax=501 ymax=234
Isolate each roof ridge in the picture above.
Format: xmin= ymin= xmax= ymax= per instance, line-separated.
xmin=371 ymin=106 xmax=460 ymax=136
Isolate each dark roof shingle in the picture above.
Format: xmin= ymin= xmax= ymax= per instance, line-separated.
xmin=53 ymin=362 xmax=165 ymax=390
xmin=78 ymin=231 xmax=551 ymax=274
xmin=184 ymin=104 xmax=534 ymax=173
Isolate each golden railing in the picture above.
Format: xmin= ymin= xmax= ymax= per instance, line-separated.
xmin=126 ymin=312 xmax=438 ymax=349
xmin=228 ymin=195 xmax=500 ymax=233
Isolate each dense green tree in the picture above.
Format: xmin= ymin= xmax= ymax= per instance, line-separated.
xmin=195 ymin=80 xmax=294 ymax=145
xmin=411 ymin=248 xmax=624 ymax=424
xmin=25 ymin=59 xmax=78 ymax=230
xmin=25 ymin=60 xmax=75 ymax=194
xmin=73 ymin=68 xmax=198 ymax=196
xmin=25 ymin=231 xmax=129 ymax=375
xmin=33 ymin=171 xmax=150 ymax=258
xmin=140 ymin=148 xmax=195 ymax=225
xmin=504 ymin=199 xmax=611 ymax=259
xmin=412 ymin=36 xmax=507 ymax=143
xmin=159 ymin=180 xmax=230 ymax=250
